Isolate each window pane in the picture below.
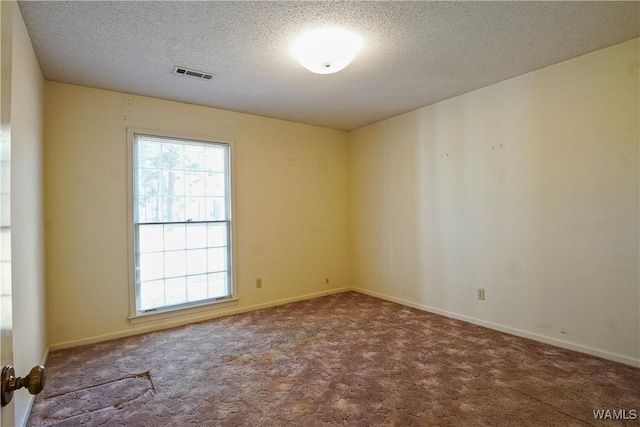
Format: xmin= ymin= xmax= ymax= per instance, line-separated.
xmin=140 ymin=280 xmax=165 ymax=310
xmin=164 ymin=224 xmax=186 ymax=250
xmin=187 ymin=249 xmax=207 ymax=275
xmin=138 ymin=196 xmax=162 ymax=223
xmin=186 ymin=224 xmax=207 ymax=248
xmin=208 ymin=272 xmax=228 ymax=298
xmin=134 ymin=134 xmax=232 ymax=313
xmin=139 ymin=225 xmax=164 ymax=253
xmin=137 ymin=141 xmax=161 ymax=169
xmin=163 ymin=170 xmax=184 ymax=196
xmin=207 ymin=223 xmax=227 ymax=247
xmin=206 ymin=172 xmax=226 ymax=197
xmin=165 ymin=250 xmax=187 ymax=277
xmin=140 ymin=252 xmax=164 ymax=281
xmin=205 ymin=148 xmax=225 ymax=172
xmin=187 ymin=275 xmax=208 ymax=302
xmin=184 ymin=145 xmax=205 ymax=171
xmin=135 ymin=137 xmax=229 ymax=224
xmin=138 ymin=169 xmax=161 ymax=196
xmin=185 ymin=197 xmax=204 ymax=221
xmin=162 ymin=143 xmax=184 ymax=171
xmin=163 ymin=196 xmax=185 ymax=222
xmin=205 ymin=197 xmax=227 ymax=220
xmin=185 ymin=172 xmax=206 ymax=196
xmin=208 ymin=247 xmax=226 ymax=272
xmin=165 ymin=277 xmax=187 ymax=305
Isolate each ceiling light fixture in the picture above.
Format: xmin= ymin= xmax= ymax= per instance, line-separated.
xmin=291 ymin=27 xmax=363 ymax=75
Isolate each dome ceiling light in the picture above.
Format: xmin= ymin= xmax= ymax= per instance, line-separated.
xmin=291 ymin=27 xmax=363 ymax=75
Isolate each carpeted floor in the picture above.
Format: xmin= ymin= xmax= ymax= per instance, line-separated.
xmin=28 ymin=292 xmax=639 ymax=426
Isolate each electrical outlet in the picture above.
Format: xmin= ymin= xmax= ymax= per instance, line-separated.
xmin=477 ymin=288 xmax=485 ymax=300
xmin=256 ymin=278 xmax=262 ymax=289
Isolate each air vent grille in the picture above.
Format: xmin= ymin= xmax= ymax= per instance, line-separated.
xmin=173 ymin=67 xmax=214 ymax=81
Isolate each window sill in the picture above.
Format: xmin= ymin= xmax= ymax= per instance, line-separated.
xmin=128 ymin=297 xmax=239 ymax=325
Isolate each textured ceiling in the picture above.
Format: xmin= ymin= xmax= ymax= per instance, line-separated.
xmin=18 ymin=1 xmax=640 ymax=131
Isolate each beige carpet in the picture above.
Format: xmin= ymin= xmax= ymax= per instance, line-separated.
xmin=28 ymin=292 xmax=639 ymax=426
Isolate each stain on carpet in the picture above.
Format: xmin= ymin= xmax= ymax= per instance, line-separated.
xmin=39 ymin=372 xmax=154 ymax=425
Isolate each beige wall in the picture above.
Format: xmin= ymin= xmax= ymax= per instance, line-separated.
xmin=44 ymin=83 xmax=350 ymax=348
xmin=10 ymin=4 xmax=46 ymax=426
xmin=349 ymin=39 xmax=640 ymax=365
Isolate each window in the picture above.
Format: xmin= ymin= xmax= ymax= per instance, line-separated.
xmin=130 ymin=132 xmax=233 ymax=316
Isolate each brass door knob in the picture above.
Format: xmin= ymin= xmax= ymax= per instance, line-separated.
xmin=1 ymin=365 xmax=46 ymax=406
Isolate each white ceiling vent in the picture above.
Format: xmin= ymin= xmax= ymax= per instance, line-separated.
xmin=173 ymin=67 xmax=214 ymax=81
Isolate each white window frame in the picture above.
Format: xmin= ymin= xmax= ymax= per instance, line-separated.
xmin=126 ymin=128 xmax=238 ymax=324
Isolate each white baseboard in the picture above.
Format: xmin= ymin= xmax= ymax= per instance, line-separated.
xmin=351 ymin=287 xmax=640 ymax=368
xmin=49 ymin=287 xmax=352 ymax=351
xmin=17 ymin=346 xmax=49 ymax=427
